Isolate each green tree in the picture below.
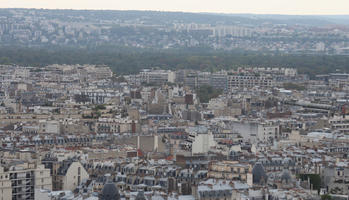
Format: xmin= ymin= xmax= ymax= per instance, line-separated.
xmin=0 ymin=57 xmax=10 ymax=64
xmin=94 ymin=104 xmax=106 ymax=110
xmin=196 ymin=85 xmax=222 ymax=103
xmin=283 ymin=82 xmax=306 ymax=91
xmin=321 ymin=194 xmax=332 ymax=200
xmin=299 ymin=174 xmax=322 ymax=193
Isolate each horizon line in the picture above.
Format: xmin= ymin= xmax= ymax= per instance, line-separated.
xmin=1 ymin=7 xmax=349 ymax=16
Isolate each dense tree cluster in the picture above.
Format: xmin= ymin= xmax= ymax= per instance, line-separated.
xmin=196 ymin=85 xmax=223 ymax=103
xmin=298 ymin=174 xmax=321 ymax=193
xmin=283 ymin=83 xmax=306 ymax=91
xmin=0 ymin=46 xmax=348 ymax=76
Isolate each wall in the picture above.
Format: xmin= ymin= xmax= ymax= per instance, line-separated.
xmin=63 ymin=162 xmax=89 ymax=191
xmin=192 ymin=133 xmax=216 ymax=154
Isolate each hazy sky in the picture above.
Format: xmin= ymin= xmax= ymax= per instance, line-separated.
xmin=1 ymin=0 xmax=349 ymax=15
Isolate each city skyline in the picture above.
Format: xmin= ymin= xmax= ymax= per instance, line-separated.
xmin=1 ymin=2 xmax=349 ymax=199
xmin=1 ymin=0 xmax=349 ymax=15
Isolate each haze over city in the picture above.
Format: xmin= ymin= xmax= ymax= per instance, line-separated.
xmin=2 ymin=0 xmax=349 ymax=15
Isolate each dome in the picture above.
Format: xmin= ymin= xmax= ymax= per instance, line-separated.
xmin=100 ymin=182 xmax=120 ymax=200
xmin=252 ymin=162 xmax=268 ymax=185
xmin=135 ymin=191 xmax=147 ymax=200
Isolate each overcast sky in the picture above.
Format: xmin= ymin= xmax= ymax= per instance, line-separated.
xmin=1 ymin=0 xmax=349 ymax=15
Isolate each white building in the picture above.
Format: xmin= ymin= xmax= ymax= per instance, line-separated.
xmin=257 ymin=123 xmax=280 ymax=143
xmin=140 ymin=69 xmax=176 ymax=85
xmin=186 ymin=127 xmax=216 ymax=154
xmin=228 ymin=120 xmax=280 ymax=143
xmin=227 ymin=75 xmax=274 ymax=90
xmin=284 ymin=68 xmax=297 ymax=77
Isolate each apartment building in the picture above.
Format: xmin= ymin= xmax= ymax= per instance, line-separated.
xmin=227 ymin=75 xmax=274 ymax=90
xmin=185 ymin=128 xmax=216 ymax=155
xmin=96 ymin=118 xmax=140 ymax=134
xmin=0 ymin=167 xmax=11 ymax=200
xmin=140 ymin=69 xmax=176 ymax=85
xmin=52 ymin=159 xmax=89 ymax=191
xmin=323 ymin=166 xmax=349 ymax=195
xmin=228 ymin=120 xmax=280 ymax=143
xmin=329 ymin=115 xmax=349 ymax=134
xmin=210 ymin=73 xmax=228 ymax=91
xmin=0 ymin=162 xmax=51 ymax=200
xmin=196 ymin=179 xmax=234 ymax=200
xmin=257 ymin=122 xmax=280 ymax=143
xmin=208 ymin=161 xmax=252 ymax=182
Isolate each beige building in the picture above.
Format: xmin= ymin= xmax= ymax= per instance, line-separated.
xmin=208 ymin=161 xmax=252 ymax=181
xmin=0 ymin=162 xmax=52 ymax=200
xmin=257 ymin=122 xmax=280 ymax=143
xmin=96 ymin=118 xmax=140 ymax=134
xmin=54 ymin=160 xmax=89 ymax=191
xmin=140 ymin=69 xmax=176 ymax=85
xmin=208 ymin=98 xmax=242 ymax=117
xmin=35 ymin=164 xmax=53 ymax=190
xmin=39 ymin=120 xmax=61 ymax=134
xmin=0 ymin=167 xmax=12 ymax=200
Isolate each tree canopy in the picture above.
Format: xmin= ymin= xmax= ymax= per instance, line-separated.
xmin=0 ymin=46 xmax=348 ymax=76
xmin=196 ymin=85 xmax=222 ymax=103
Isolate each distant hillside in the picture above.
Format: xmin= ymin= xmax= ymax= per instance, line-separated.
xmin=1 ymin=8 xmax=348 ymax=26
